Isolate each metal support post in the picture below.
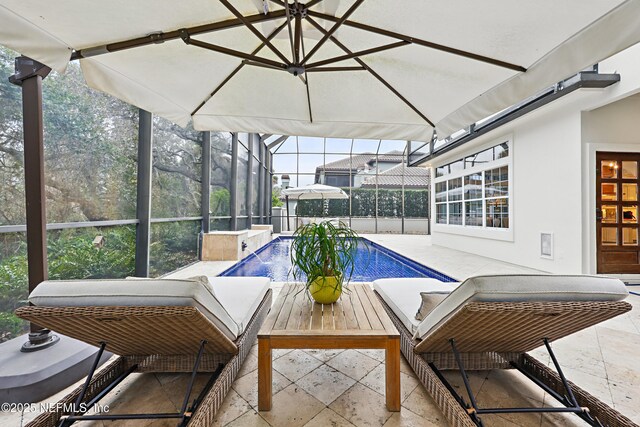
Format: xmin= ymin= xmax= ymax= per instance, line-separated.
xmin=10 ymin=56 xmax=60 ymax=350
xmin=230 ymin=133 xmax=238 ymax=230
xmin=135 ymin=109 xmax=153 ymax=277
xmin=265 ymin=150 xmax=272 ymax=224
xmin=200 ymin=131 xmax=211 ymax=258
xmin=246 ymin=134 xmax=255 ymax=227
xmin=257 ymin=139 xmax=265 ymax=224
xmin=286 ymin=195 xmax=290 ymax=231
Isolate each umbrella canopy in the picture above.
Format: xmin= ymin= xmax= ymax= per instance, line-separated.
xmin=281 ymin=183 xmax=348 ymax=200
xmin=2 ymin=1 xmax=640 ymax=140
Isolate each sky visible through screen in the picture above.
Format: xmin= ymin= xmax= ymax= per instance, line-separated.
xmin=271 ymin=136 xmax=408 ymax=187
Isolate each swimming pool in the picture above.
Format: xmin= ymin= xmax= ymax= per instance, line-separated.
xmin=219 ymin=237 xmax=455 ymax=282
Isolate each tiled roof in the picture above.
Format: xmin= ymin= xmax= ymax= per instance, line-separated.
xmin=360 ymin=164 xmax=430 ymax=188
xmin=317 ymin=154 xmax=375 ymax=172
xmin=368 ymin=150 xmax=405 ymax=164
xmin=317 ymin=151 xmax=405 ymax=172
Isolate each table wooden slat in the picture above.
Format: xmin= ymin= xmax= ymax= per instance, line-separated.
xmin=298 ymin=296 xmax=313 ymax=330
xmin=285 ymin=289 xmax=305 ymax=330
xmin=323 ymin=304 xmax=334 ymax=330
xmin=274 ymin=286 xmax=297 ymax=330
xmin=355 ymin=285 xmax=384 ymax=330
xmin=260 ymin=283 xmax=291 ymax=333
xmin=311 ymin=302 xmax=323 ymax=330
xmin=349 ymin=287 xmax=372 ymax=330
xmin=334 ymin=301 xmax=347 ymax=330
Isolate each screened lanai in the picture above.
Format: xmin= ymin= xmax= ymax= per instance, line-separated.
xmin=269 ymin=136 xmax=430 ymax=234
xmin=2 ymin=2 xmax=640 ymax=426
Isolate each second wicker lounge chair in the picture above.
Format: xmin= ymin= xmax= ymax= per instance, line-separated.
xmin=15 ymin=275 xmax=272 ymax=427
xmin=373 ymin=275 xmax=635 ymax=427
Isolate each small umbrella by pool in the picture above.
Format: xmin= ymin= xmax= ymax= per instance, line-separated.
xmin=281 ymin=183 xmax=348 ymax=230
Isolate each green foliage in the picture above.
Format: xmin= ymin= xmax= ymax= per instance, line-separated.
xmin=211 ymin=188 xmax=231 ymax=216
xmin=0 ymin=312 xmax=24 ymax=342
xmin=272 ymin=193 xmax=283 ymax=207
xmin=0 ymin=226 xmax=137 ymax=341
xmin=150 ymin=222 xmax=199 ymax=277
xmin=47 ymin=227 xmax=136 ymax=280
xmin=296 ymin=188 xmax=429 ymax=218
xmin=290 ymin=221 xmax=362 ymax=292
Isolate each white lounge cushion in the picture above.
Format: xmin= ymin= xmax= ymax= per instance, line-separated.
xmin=209 ymin=277 xmax=270 ymax=335
xmin=413 ymin=275 xmax=629 ymax=340
xmin=373 ymin=279 xmax=460 ymax=336
xmin=28 ymin=276 xmax=270 ymax=341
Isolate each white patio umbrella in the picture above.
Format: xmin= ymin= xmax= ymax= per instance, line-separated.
xmin=2 ymin=1 xmax=640 ymax=141
xmin=281 ymin=183 xmax=348 ymax=230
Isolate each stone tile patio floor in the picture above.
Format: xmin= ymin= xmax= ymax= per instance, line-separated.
xmin=3 ymin=235 xmax=640 ymax=426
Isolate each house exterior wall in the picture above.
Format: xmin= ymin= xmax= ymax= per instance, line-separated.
xmin=431 ymin=109 xmax=583 ymax=274
xmin=430 ymin=42 xmax=640 ymax=275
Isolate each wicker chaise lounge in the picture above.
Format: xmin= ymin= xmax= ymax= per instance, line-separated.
xmin=373 ymin=275 xmax=636 ymax=427
xmin=15 ymin=276 xmax=272 ymax=427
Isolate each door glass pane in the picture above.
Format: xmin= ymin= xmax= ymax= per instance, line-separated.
xmin=622 ymin=183 xmax=638 ymax=201
xmin=602 ymin=205 xmax=617 ymax=223
xmin=601 ymin=161 xmax=618 ymax=179
xmin=601 ymin=183 xmax=617 ymax=201
xmin=623 ymin=206 xmax=637 ymax=223
xmin=623 ymin=228 xmax=638 ymax=246
xmin=602 ymin=227 xmax=617 ymax=246
xmin=622 ymin=161 xmax=638 ymax=179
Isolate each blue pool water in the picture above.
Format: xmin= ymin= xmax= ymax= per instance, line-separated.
xmin=219 ymin=237 xmax=455 ymax=282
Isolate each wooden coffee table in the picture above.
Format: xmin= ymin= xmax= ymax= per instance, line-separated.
xmin=258 ymin=283 xmax=400 ymax=411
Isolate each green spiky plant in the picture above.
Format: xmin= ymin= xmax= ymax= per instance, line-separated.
xmin=290 ymin=221 xmax=364 ymax=301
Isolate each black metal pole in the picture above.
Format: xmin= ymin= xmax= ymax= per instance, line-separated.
xmin=230 ymin=133 xmax=238 ymax=230
xmin=449 ymin=339 xmax=479 ymax=411
xmin=9 ymin=57 xmax=58 ymax=350
xmin=257 ymin=139 xmax=265 ymax=224
xmin=286 ymin=195 xmax=290 ymax=231
xmin=247 ymin=134 xmax=255 ymax=227
xmin=200 ymin=131 xmax=211 ymax=258
xmin=74 ymin=342 xmax=107 ymax=410
xmin=134 ymin=110 xmax=153 ymax=277
xmin=201 ymin=132 xmax=211 ymax=235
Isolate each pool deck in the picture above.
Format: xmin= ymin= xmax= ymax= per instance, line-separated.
xmin=4 ymin=234 xmax=639 ymax=426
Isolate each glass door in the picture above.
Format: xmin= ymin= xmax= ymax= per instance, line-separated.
xmin=597 ymin=152 xmax=640 ymax=273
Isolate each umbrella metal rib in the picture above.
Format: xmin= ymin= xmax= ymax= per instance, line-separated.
xmin=70 ymin=9 xmax=287 ymax=60
xmin=305 ymin=41 xmax=409 ymax=69
xmin=219 ymin=0 xmax=292 ymax=65
xmin=306 ymin=16 xmax=435 ymax=127
xmin=306 ymin=10 xmax=527 ymax=72
xmin=190 ymin=18 xmax=291 ymax=116
xmin=300 ymin=28 xmax=313 ymax=123
xmin=300 ymin=0 xmax=365 ymax=66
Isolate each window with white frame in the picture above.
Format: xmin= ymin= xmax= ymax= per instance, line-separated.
xmin=434 ymin=141 xmax=510 ymax=229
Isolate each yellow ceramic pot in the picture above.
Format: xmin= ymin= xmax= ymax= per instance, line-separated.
xmin=308 ymin=276 xmax=342 ymax=304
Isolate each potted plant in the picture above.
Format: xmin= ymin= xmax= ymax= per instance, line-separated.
xmin=290 ymin=220 xmax=362 ymax=304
